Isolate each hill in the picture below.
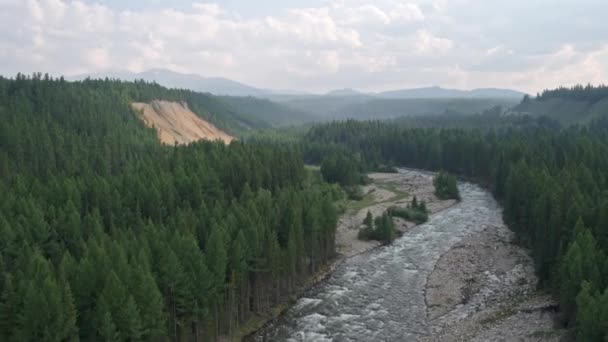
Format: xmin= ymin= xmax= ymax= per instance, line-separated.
xmin=512 ymin=84 xmax=608 ymax=124
xmin=325 ymin=88 xmax=365 ymax=96
xmin=333 ymin=97 xmax=520 ymax=120
xmin=217 ymin=96 xmax=317 ymax=127
xmin=0 ymin=73 xmax=338 ymax=341
xmin=70 ymin=68 xmax=270 ymax=97
xmin=277 ymin=96 xmax=519 ymax=120
xmin=377 ymin=86 xmax=526 ymax=99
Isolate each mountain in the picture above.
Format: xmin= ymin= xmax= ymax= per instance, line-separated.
xmin=218 ymin=96 xmax=317 ymax=127
xmin=68 ymin=69 xmax=528 ymax=124
xmin=511 ymin=85 xmax=608 ymax=124
xmin=277 ymin=95 xmax=519 ymax=120
xmin=325 ymin=88 xmax=366 ymax=97
xmin=70 ymin=68 xmax=270 ymax=97
xmin=0 ymin=75 xmax=337 ymax=340
xmin=330 ymin=97 xmax=520 ymax=120
xmin=469 ymin=88 xmax=527 ymax=98
xmin=377 ymin=86 xmax=526 ymax=99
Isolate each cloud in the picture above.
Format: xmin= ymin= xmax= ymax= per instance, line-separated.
xmin=414 ymin=29 xmax=453 ymax=55
xmin=0 ymin=0 xmax=606 ymax=93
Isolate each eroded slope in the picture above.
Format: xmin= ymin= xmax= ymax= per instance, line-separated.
xmin=132 ymin=100 xmax=233 ymax=145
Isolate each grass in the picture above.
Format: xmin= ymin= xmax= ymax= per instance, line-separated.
xmin=344 ymin=190 xmax=376 ymax=213
xmin=375 ymin=181 xmax=409 ymax=203
xmin=342 ymin=180 xmax=410 ymax=215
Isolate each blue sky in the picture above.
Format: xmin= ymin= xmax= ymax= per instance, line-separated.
xmin=1 ymin=0 xmax=607 ymax=93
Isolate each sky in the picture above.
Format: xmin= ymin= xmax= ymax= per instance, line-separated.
xmin=1 ymin=0 xmax=607 ymax=93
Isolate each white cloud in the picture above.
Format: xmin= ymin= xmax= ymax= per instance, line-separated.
xmin=414 ymin=29 xmax=453 ymax=55
xmin=192 ymin=2 xmax=222 ymax=16
xmin=0 ymin=0 xmax=607 ymax=93
xmin=389 ymin=2 xmax=425 ymax=22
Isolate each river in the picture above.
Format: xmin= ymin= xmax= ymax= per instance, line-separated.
xmin=251 ymin=172 xmax=505 ymax=341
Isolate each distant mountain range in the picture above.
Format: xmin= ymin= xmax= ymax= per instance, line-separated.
xmin=70 ymin=68 xmax=526 ymax=99
xmin=70 ymin=68 xmax=274 ymax=97
xmin=375 ymin=86 xmax=526 ymax=99
xmin=325 ymin=88 xmax=368 ymax=97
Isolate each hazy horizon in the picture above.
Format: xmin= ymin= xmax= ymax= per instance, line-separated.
xmin=1 ymin=0 xmax=607 ymax=94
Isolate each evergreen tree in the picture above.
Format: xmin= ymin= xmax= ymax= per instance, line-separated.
xmin=98 ymin=272 xmax=142 ymax=341
xmin=576 ymin=281 xmax=602 ymax=341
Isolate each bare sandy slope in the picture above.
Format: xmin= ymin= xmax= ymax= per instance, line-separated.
xmin=132 ymin=100 xmax=233 ymax=145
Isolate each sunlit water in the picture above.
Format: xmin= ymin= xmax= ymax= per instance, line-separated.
xmin=252 ymin=170 xmax=503 ymax=342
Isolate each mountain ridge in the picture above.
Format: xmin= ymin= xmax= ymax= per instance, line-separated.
xmin=376 ymin=86 xmax=526 ymax=99
xmin=70 ymin=68 xmax=526 ymax=99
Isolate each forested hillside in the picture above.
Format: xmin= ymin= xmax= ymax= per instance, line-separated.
xmin=277 ymin=95 xmax=519 ymax=120
xmin=513 ymin=84 xmax=608 ymax=124
xmin=217 ymin=96 xmax=316 ymax=127
xmin=297 ymin=119 xmax=608 ymax=340
xmin=331 ymin=97 xmax=519 ymax=120
xmin=0 ymin=74 xmax=339 ymax=341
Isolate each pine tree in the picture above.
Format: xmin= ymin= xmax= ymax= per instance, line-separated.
xmin=60 ymin=281 xmax=79 ymax=341
xmin=363 ymin=211 xmax=373 ymax=230
xmin=576 ymin=281 xmax=602 ymax=341
xmin=94 ymin=299 xmax=119 ymax=342
xmin=130 ymin=265 xmax=166 ymax=340
xmin=204 ymin=224 xmax=227 ymax=336
xmin=559 ymin=240 xmax=583 ymax=319
xmin=98 ymin=271 xmax=142 ymax=341
xmin=0 ymin=274 xmax=18 ymax=341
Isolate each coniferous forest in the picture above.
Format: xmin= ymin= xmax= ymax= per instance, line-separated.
xmin=2 ymin=74 xmax=608 ymax=341
xmin=296 ymin=118 xmax=608 ymax=340
xmin=0 ymin=75 xmax=340 ymax=341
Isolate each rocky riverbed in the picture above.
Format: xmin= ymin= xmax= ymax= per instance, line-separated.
xmin=250 ymin=169 xmax=565 ymax=341
xmin=336 ymin=170 xmax=456 ymax=258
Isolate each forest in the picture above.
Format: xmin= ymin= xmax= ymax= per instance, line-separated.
xmin=293 ymin=117 xmax=608 ymax=340
xmin=0 ymin=75 xmax=340 ymax=341
xmin=2 ymin=73 xmax=608 ymax=341
xmin=535 ymin=84 xmax=608 ymax=103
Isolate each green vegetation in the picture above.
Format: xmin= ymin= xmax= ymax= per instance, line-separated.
xmin=536 ymin=84 xmax=608 ymax=103
xmin=3 ymin=73 xmax=608 ymax=340
xmin=277 ymin=95 xmax=518 ymax=121
xmin=343 ymin=190 xmax=376 ymax=213
xmin=433 ymin=172 xmax=460 ymax=200
xmin=320 ymin=152 xmax=363 ymax=187
xmin=358 ymin=196 xmax=427 ymax=243
xmin=296 ymin=115 xmax=608 ymax=339
xmin=358 ymin=212 xmax=395 ymax=244
xmin=218 ymin=95 xmax=316 ymax=127
xmin=387 ymin=196 xmax=428 ymax=224
xmin=332 ymin=97 xmax=519 ymax=120
xmin=0 ymin=74 xmax=339 ymax=341
xmin=375 ymin=182 xmax=408 ymax=202
xmin=513 ymin=84 xmax=608 ymax=125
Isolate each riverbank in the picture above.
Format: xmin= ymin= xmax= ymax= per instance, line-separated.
xmin=336 ymin=170 xmax=456 ymax=258
xmin=239 ymin=170 xmax=451 ymax=341
xmin=229 ymin=259 xmax=344 ymax=342
xmin=249 ymin=169 xmax=566 ymax=341
xmin=423 ymin=225 xmax=567 ymax=341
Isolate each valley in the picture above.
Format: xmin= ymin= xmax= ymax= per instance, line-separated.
xmin=3 ymin=1 xmax=608 ymax=340
xmin=2 ymin=75 xmax=607 ymax=341
xmin=251 ymin=170 xmax=564 ymax=341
